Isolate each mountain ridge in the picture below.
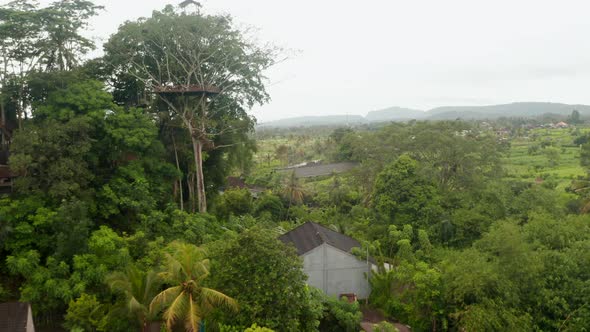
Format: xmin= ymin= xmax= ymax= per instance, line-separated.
xmin=258 ymin=102 xmax=590 ymax=128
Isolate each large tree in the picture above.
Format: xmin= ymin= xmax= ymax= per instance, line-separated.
xmin=0 ymin=0 xmax=102 ymax=134
xmin=208 ymin=229 xmax=318 ymax=331
xmin=372 ymin=154 xmax=442 ymax=232
xmin=103 ymin=5 xmax=277 ymax=213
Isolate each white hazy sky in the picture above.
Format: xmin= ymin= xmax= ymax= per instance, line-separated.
xmin=32 ymin=0 xmax=590 ymax=122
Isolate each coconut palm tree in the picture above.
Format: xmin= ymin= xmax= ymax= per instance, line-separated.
xmin=281 ymin=172 xmax=305 ymax=219
xmin=150 ymin=242 xmax=237 ymax=332
xmin=107 ymin=266 xmax=161 ymax=332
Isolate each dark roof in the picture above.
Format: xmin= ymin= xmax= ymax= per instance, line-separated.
xmin=278 ymin=162 xmax=359 ymax=178
xmin=224 ymin=176 xmax=266 ymax=197
xmin=227 ymin=176 xmax=247 ymax=189
xmin=279 ymin=222 xmax=361 ymax=255
xmin=0 ymin=302 xmax=32 ymax=332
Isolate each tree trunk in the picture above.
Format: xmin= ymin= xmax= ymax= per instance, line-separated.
xmin=0 ymin=100 xmax=5 ymax=150
xmin=190 ymin=132 xmax=207 ymax=213
xmin=187 ymin=172 xmax=195 ymax=213
xmin=172 ymin=136 xmax=184 ymax=211
xmin=17 ymin=83 xmax=25 ymax=130
xmin=16 ymin=98 xmax=22 ymax=131
xmin=1 ymin=56 xmax=7 ymax=148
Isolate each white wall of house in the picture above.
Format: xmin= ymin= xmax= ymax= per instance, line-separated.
xmin=302 ymin=243 xmax=372 ymax=299
xmin=26 ymin=305 xmax=35 ymax=332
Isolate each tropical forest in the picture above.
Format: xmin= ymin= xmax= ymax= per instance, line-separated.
xmin=0 ymin=1 xmax=589 ymax=332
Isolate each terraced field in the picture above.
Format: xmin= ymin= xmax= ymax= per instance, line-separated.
xmin=504 ymin=127 xmax=588 ymax=191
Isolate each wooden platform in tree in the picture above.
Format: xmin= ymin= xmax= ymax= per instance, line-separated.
xmin=153 ymin=85 xmax=221 ymax=96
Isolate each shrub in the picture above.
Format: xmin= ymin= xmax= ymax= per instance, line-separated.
xmin=64 ymin=294 xmax=107 ymax=332
xmin=245 ymin=324 xmax=275 ymax=332
xmin=373 ymin=322 xmax=400 ymax=332
xmin=208 ymin=229 xmax=319 ymax=331
xmin=309 ymin=287 xmax=362 ymax=332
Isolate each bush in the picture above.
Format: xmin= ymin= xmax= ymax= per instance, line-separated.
xmin=64 ymin=294 xmax=107 ymax=332
xmin=215 ymin=188 xmax=254 ymax=220
xmin=245 ymin=324 xmax=275 ymax=332
xmin=253 ymin=192 xmax=284 ymax=220
xmin=309 ymin=287 xmax=362 ymax=332
xmin=208 ymin=229 xmax=319 ymax=331
xmin=373 ymin=322 xmax=400 ymax=332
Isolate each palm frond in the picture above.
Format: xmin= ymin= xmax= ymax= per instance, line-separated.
xmin=150 ymin=285 xmax=183 ymax=316
xmin=200 ymin=287 xmax=238 ymax=312
xmin=163 ymin=291 xmax=190 ymax=331
xmin=128 ymin=296 xmax=146 ymax=317
xmin=167 ymin=242 xmax=207 ymax=281
xmin=106 ymin=271 xmax=132 ymax=294
xmin=162 ymin=251 xmax=185 ymax=283
xmin=186 ymin=294 xmax=203 ymax=332
xmin=193 ymin=259 xmax=210 ymax=283
xmin=143 ymin=270 xmax=161 ymax=307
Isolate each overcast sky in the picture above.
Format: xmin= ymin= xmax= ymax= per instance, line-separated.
xmin=34 ymin=0 xmax=590 ymax=122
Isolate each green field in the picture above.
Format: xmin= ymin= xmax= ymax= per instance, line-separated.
xmin=254 ymin=127 xmax=590 ymax=194
xmin=503 ymin=127 xmax=588 ymax=191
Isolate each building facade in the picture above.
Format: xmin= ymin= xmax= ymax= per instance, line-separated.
xmin=279 ymin=222 xmax=372 ymax=299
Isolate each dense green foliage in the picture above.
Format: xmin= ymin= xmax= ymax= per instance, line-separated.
xmin=208 ymin=229 xmax=319 ymax=331
xmin=253 ymin=120 xmax=590 ymax=331
xmin=1 ymin=1 xmax=590 ymax=332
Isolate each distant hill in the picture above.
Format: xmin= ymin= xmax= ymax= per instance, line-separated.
xmin=258 ymin=102 xmax=590 ymax=128
xmin=257 ymin=115 xmax=365 ymax=128
xmin=365 ymin=106 xmax=426 ymax=122
xmin=428 ymin=102 xmax=590 ymax=120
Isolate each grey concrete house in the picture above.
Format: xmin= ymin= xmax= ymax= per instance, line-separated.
xmin=279 ymin=222 xmax=372 ymax=299
xmin=0 ymin=302 xmax=36 ymax=332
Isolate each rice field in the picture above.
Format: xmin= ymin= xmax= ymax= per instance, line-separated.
xmin=503 ymin=127 xmax=588 ymax=191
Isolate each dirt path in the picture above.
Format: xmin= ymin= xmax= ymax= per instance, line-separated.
xmin=361 ymin=307 xmax=411 ymax=332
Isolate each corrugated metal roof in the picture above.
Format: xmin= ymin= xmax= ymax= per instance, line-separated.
xmin=277 ymin=162 xmax=359 ymax=178
xmin=279 ymin=222 xmax=361 ymax=255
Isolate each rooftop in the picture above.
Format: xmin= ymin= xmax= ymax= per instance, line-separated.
xmin=279 ymin=221 xmax=361 ymax=255
xmin=277 ymin=161 xmax=359 ymax=178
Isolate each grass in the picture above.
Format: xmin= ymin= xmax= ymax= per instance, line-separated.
xmin=503 ymin=128 xmax=587 ymax=191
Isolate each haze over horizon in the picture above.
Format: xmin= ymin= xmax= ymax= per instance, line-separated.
xmin=36 ymin=0 xmax=590 ymax=122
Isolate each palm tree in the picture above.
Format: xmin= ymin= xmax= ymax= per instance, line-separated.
xmin=282 ymin=171 xmax=304 ymax=205
xmin=107 ymin=266 xmax=161 ymax=332
xmin=150 ymin=242 xmax=237 ymax=332
xmin=281 ymin=172 xmax=305 ymax=219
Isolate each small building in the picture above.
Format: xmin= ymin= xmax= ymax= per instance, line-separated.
xmin=0 ymin=302 xmax=36 ymax=332
xmin=279 ymin=222 xmax=372 ymax=299
xmin=277 ymin=161 xmax=359 ymax=178
xmin=555 ymin=121 xmax=569 ymax=128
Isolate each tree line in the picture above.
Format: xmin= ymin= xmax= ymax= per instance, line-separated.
xmin=2 ymin=1 xmax=590 ymax=331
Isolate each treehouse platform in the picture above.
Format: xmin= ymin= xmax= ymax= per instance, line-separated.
xmin=153 ymin=85 xmax=221 ymax=96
